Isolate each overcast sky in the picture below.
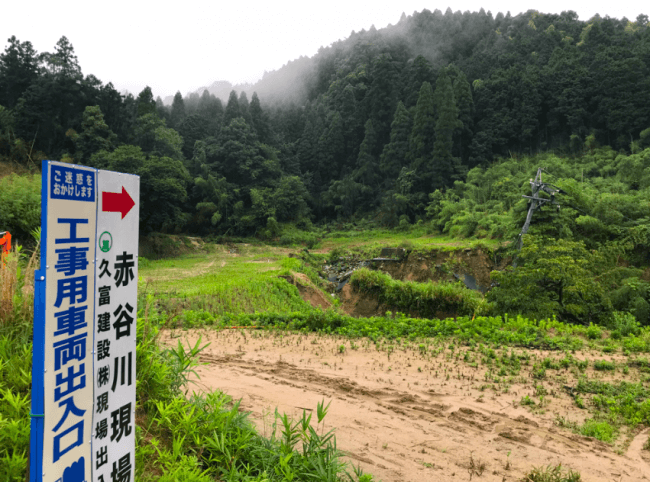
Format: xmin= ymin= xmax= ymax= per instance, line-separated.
xmin=3 ymin=1 xmax=646 ymax=100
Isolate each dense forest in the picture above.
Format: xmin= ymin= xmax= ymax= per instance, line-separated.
xmin=1 ymin=8 xmax=649 ymax=235
xmin=2 ymin=8 xmax=650 ymax=325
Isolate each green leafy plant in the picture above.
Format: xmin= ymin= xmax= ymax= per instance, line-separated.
xmin=593 ymin=360 xmax=615 ymax=371
xmin=520 ymin=395 xmax=536 ymax=406
xmin=579 ymin=419 xmax=616 ymax=443
xmin=522 ymin=464 xmax=581 ymax=481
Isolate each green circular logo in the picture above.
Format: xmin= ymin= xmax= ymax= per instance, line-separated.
xmin=99 ymin=231 xmax=113 ymax=253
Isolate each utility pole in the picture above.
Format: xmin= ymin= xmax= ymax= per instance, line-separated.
xmin=517 ymin=168 xmax=565 ymax=251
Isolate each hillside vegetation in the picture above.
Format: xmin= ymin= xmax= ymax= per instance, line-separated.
xmin=1 ymin=10 xmax=650 ymax=234
xmin=2 ymin=8 xmax=650 ymax=481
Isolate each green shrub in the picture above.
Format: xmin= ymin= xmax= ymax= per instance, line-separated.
xmin=350 ymin=267 xmax=485 ymax=317
xmin=520 ymin=395 xmax=536 ymax=406
xmin=593 ymin=360 xmax=615 ymax=371
xmin=0 ymin=252 xmax=35 ymax=482
xmin=586 ymin=324 xmax=602 ymax=340
xmin=275 ymin=225 xmax=320 ymax=248
xmin=522 ymin=464 xmax=581 ymax=481
xmin=579 ymin=419 xmax=616 ymax=442
xmin=608 ymin=311 xmax=641 ymax=338
xmin=488 ymin=237 xmax=613 ymax=326
xmin=0 ymin=173 xmax=40 ymax=242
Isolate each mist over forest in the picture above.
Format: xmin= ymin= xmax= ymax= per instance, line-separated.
xmin=1 ymin=7 xmax=650 ymax=237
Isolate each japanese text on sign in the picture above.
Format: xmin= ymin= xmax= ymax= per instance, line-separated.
xmin=50 ymin=165 xmax=95 ymax=202
xmin=33 ymin=161 xmax=139 ymax=482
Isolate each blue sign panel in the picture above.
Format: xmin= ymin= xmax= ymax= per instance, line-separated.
xmin=50 ymin=165 xmax=96 ymax=202
xmin=33 ymin=161 xmax=97 ymax=482
xmin=32 ymin=161 xmax=139 ymax=482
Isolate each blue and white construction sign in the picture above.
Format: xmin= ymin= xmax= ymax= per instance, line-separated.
xmin=31 ymin=160 xmax=139 ymax=482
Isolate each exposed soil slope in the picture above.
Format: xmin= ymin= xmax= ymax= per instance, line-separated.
xmin=317 ymin=247 xmax=507 ymax=318
xmin=161 ymin=329 xmax=650 ymax=482
xmin=373 ymin=247 xmax=506 ymax=291
xmin=280 ymin=272 xmax=333 ymax=310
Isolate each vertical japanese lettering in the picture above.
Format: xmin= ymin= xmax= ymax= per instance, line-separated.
xmin=113 ymin=252 xmax=135 ymax=287
xmin=50 ymin=215 xmax=92 ymax=465
xmin=109 ymin=403 xmax=132 ymax=443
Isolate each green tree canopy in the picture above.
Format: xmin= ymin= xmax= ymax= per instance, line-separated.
xmin=223 ymin=90 xmax=241 ymax=125
xmin=407 ymin=81 xmax=436 ymax=172
xmin=488 ymin=236 xmax=614 ymax=324
xmin=136 ymin=86 xmax=157 ymax=117
xmin=431 ymin=68 xmax=462 ymax=190
xmin=0 ymin=36 xmax=39 ymax=108
xmin=379 ymin=101 xmax=412 ymax=182
xmin=91 ymin=145 xmax=191 ymax=233
xmin=170 ymin=91 xmax=186 ymax=128
xmin=71 ymin=105 xmax=117 ymax=164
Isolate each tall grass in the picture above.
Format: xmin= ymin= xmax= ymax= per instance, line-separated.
xmin=350 ymin=267 xmax=486 ymax=317
xmin=0 ymin=244 xmax=38 ymax=481
xmin=136 ymin=297 xmax=372 ymax=482
xmin=319 ymin=226 xmax=502 ymax=253
xmin=0 ymin=250 xmax=370 ymax=482
xmin=0 ymin=245 xmax=37 ymax=325
xmin=140 ymin=250 xmax=317 ymax=316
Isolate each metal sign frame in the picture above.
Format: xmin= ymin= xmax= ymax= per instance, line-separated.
xmin=30 ymin=160 xmax=139 ymax=482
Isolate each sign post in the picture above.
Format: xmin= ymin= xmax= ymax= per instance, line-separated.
xmin=31 ymin=161 xmax=139 ymax=482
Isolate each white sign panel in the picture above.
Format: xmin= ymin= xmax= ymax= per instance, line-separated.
xmin=91 ymin=170 xmax=139 ymax=482
xmin=43 ymin=162 xmax=97 ymax=482
xmin=34 ymin=161 xmax=139 ymax=482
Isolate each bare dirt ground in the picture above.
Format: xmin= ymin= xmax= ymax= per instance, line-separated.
xmin=160 ymin=328 xmax=650 ymax=482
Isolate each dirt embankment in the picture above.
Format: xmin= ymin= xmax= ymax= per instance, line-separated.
xmin=139 ymin=234 xmax=207 ymax=259
xmin=334 ymin=248 xmax=506 ymax=318
xmin=374 ymin=247 xmax=506 ymax=291
xmin=161 ymin=329 xmax=650 ymax=482
xmin=281 ymin=272 xmax=333 ymax=310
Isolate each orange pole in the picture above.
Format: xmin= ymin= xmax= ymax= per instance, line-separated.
xmin=0 ymin=231 xmax=11 ymax=267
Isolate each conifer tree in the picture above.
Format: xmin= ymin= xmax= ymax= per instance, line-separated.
xmin=155 ymin=96 xmax=169 ymax=123
xmin=238 ymin=91 xmax=253 ymax=126
xmin=249 ymin=92 xmax=271 ymax=143
xmin=295 ymin=104 xmax=325 ymax=178
xmin=407 ymin=81 xmax=436 ymax=173
xmin=223 ymin=90 xmax=240 ymax=126
xmin=447 ymin=65 xmax=474 ymax=162
xmin=401 ymin=55 xmax=434 ymax=108
xmin=0 ymin=36 xmax=39 ymax=108
xmin=136 ymin=86 xmax=157 ymax=117
xmin=43 ymin=36 xmax=81 ymax=77
xmin=431 ymin=69 xmax=462 ymax=190
xmin=170 ymin=91 xmax=186 ymax=128
xmin=73 ymin=105 xmax=117 ymax=164
xmin=355 ymin=119 xmax=380 ymax=190
xmin=368 ymin=53 xmax=399 ymax=147
xmin=198 ymin=90 xmax=223 ymax=135
xmin=379 ymin=101 xmax=412 ymax=183
xmin=318 ymin=111 xmax=345 ymax=180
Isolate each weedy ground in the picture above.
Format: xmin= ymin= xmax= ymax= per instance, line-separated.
xmin=314 ymin=226 xmax=502 ymax=255
xmin=139 ymin=240 xmax=650 ymax=479
xmin=0 ymin=242 xmax=373 ymax=482
xmin=5 ymin=234 xmax=650 ymax=481
xmin=160 ymin=320 xmax=650 ymax=481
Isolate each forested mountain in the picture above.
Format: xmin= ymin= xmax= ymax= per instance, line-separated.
xmin=1 ymin=9 xmax=650 ymax=235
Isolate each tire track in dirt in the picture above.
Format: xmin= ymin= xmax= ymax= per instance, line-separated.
xmin=162 ymin=330 xmax=650 ymax=482
xmin=626 ymin=428 xmax=650 ymax=471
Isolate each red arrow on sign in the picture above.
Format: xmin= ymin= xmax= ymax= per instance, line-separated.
xmin=102 ymin=187 xmax=135 ymax=219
